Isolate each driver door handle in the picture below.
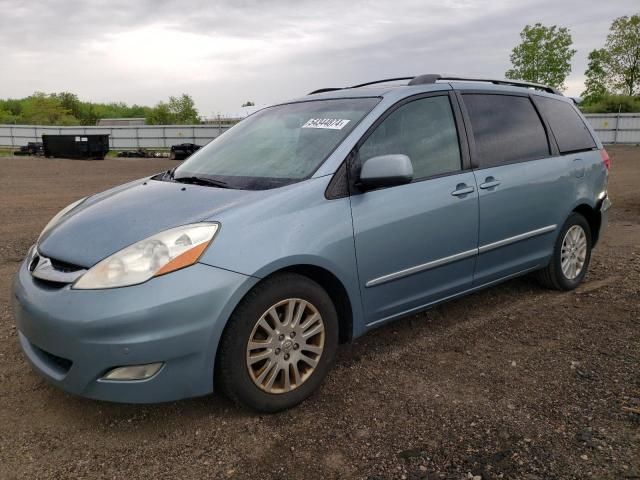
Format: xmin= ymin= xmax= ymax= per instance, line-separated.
xmin=451 ymin=184 xmax=475 ymax=197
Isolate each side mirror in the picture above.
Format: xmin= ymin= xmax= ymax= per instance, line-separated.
xmin=358 ymin=154 xmax=413 ymax=190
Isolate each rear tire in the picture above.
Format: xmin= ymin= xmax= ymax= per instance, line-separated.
xmin=216 ymin=273 xmax=338 ymax=412
xmin=536 ymin=212 xmax=592 ymax=290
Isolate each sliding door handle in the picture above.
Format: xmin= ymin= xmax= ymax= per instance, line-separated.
xmin=479 ymin=177 xmax=501 ymax=189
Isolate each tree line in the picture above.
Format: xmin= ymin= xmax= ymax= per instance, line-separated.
xmin=506 ymin=13 xmax=640 ymax=112
xmin=0 ymin=93 xmax=200 ymax=126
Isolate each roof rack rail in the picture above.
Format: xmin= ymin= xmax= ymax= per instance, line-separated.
xmin=308 ymin=77 xmax=413 ymax=96
xmin=349 ymin=77 xmax=415 ymax=88
xmin=307 ymin=74 xmax=562 ymax=96
xmin=436 ymin=75 xmax=562 ymax=95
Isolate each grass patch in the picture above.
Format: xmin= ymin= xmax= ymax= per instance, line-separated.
xmin=0 ymin=147 xmax=16 ymax=156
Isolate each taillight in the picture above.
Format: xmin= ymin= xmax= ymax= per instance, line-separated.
xmin=600 ymin=148 xmax=611 ymax=170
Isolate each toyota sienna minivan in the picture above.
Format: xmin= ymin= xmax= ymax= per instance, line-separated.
xmin=12 ymin=74 xmax=611 ymax=412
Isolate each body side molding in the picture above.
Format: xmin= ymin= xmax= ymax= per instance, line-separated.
xmin=365 ymin=224 xmax=557 ymax=288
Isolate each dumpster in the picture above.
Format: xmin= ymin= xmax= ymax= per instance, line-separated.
xmin=42 ymin=134 xmax=110 ymax=160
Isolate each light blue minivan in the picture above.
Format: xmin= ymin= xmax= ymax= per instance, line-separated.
xmin=12 ymin=74 xmax=611 ymax=412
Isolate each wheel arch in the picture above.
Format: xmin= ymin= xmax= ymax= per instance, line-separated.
xmin=261 ymin=264 xmax=355 ymax=344
xmin=572 ymin=203 xmax=602 ymax=247
xmin=210 ymin=257 xmax=361 ymax=393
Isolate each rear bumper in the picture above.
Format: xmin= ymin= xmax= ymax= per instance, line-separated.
xmin=12 ymin=257 xmax=257 ymax=403
xmin=596 ymin=194 xmax=611 ymax=246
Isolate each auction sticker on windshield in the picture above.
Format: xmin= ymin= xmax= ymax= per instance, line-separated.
xmin=302 ymin=118 xmax=350 ymax=129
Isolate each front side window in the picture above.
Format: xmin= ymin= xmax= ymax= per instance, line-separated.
xmin=463 ymin=94 xmax=550 ymax=168
xmin=174 ymin=98 xmax=380 ymax=190
xmin=359 ymin=95 xmax=462 ymax=180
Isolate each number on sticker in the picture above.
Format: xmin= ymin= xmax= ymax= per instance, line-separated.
xmin=302 ymin=118 xmax=350 ymax=130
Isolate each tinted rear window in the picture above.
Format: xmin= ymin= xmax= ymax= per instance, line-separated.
xmin=463 ymin=94 xmax=550 ymax=167
xmin=535 ymin=96 xmax=596 ymax=153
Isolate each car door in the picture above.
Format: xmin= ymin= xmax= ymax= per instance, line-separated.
xmin=349 ymin=92 xmax=479 ymax=327
xmin=458 ymin=92 xmax=573 ymax=285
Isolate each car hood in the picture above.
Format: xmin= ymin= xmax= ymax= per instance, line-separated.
xmin=37 ymin=178 xmax=264 ymax=267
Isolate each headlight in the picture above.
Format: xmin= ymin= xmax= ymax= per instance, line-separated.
xmin=73 ymin=223 xmax=219 ymax=290
xmin=38 ymin=197 xmax=87 ymax=243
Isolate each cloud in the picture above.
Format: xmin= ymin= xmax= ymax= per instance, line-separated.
xmin=0 ymin=0 xmax=637 ymax=114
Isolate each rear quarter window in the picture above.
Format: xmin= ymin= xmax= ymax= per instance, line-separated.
xmin=535 ymin=96 xmax=596 ymax=154
xmin=463 ymin=94 xmax=550 ymax=168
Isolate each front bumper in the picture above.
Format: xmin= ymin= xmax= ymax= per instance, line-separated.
xmin=11 ymin=257 xmax=257 ymax=403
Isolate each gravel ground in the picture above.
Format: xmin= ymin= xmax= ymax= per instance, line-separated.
xmin=0 ymin=148 xmax=638 ymax=480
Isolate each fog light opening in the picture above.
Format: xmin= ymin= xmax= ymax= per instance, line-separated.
xmin=102 ymin=362 xmax=164 ymax=381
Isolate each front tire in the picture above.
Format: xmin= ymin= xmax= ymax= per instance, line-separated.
xmin=537 ymin=212 xmax=592 ymax=290
xmin=216 ymin=273 xmax=338 ymax=412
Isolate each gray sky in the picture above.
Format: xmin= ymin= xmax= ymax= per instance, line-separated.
xmin=0 ymin=0 xmax=636 ymax=117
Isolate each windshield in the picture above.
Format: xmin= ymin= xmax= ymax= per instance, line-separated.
xmin=173 ymin=97 xmax=380 ymax=190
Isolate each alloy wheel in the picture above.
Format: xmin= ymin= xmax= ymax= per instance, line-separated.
xmin=561 ymin=225 xmax=588 ymax=280
xmin=246 ymin=298 xmax=325 ymax=394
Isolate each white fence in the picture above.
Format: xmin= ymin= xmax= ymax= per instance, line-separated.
xmin=1 ymin=113 xmax=639 ymax=149
xmin=0 ymin=124 xmax=232 ymax=149
xmin=584 ymin=113 xmax=640 ymax=144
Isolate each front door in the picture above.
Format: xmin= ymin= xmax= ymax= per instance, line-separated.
xmin=349 ymin=93 xmax=479 ymax=327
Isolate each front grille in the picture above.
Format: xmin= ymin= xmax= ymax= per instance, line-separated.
xmin=49 ymin=258 xmax=83 ymax=273
xmin=30 ymin=251 xmax=83 ymax=274
xmin=30 ymin=251 xmax=86 ymax=286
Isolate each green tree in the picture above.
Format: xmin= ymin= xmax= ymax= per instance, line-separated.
xmin=146 ymin=94 xmax=199 ymax=125
xmin=241 ymin=101 xmax=255 ymax=107
xmin=0 ymin=108 xmax=17 ymax=123
xmin=168 ymin=94 xmax=199 ymax=124
xmin=54 ymin=92 xmax=82 ymax=119
xmin=0 ymin=98 xmax=22 ymax=117
xmin=146 ymin=102 xmax=173 ymax=125
xmin=506 ymin=23 xmax=576 ymax=90
xmin=77 ymin=103 xmax=99 ymax=125
xmin=127 ymin=104 xmax=151 ymax=118
xmin=581 ymin=49 xmax=609 ymax=104
xmin=603 ymin=14 xmax=640 ymax=95
xmin=20 ymin=92 xmax=78 ymax=125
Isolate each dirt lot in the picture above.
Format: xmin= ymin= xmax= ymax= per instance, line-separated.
xmin=0 ymin=148 xmax=638 ymax=480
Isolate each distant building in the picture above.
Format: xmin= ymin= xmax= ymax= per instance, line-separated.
xmin=96 ymin=118 xmax=146 ymax=127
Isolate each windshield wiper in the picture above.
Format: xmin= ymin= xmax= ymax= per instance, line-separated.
xmin=173 ymin=176 xmax=231 ymax=189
